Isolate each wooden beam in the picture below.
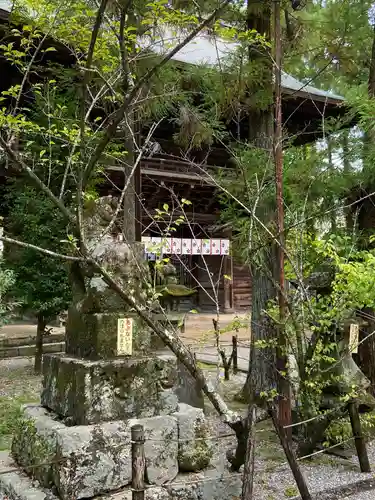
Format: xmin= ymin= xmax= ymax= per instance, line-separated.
xmin=223 ymin=228 xmax=233 ymax=313
xmin=142 ymin=211 xmax=218 ymax=223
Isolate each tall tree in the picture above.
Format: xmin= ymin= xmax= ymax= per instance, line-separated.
xmin=241 ymin=0 xmax=278 ymax=404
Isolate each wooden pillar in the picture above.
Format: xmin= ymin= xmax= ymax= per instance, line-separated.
xmin=223 ymin=230 xmax=233 ymax=313
xmin=134 ymin=162 xmax=142 ymax=242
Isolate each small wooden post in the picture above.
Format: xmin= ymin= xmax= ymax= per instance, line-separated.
xmin=241 ymin=404 xmax=256 ymax=500
xmin=232 ymin=335 xmax=238 ymax=374
xmin=131 ymin=424 xmax=145 ymax=500
xmin=348 ymin=401 xmax=371 ymax=472
xmin=268 ymin=403 xmax=312 ymax=500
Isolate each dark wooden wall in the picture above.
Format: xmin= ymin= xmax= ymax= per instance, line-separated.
xmin=233 ymin=263 xmax=252 ymax=311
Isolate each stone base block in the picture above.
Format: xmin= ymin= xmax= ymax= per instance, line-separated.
xmin=66 ymin=311 xmax=151 ymax=359
xmin=42 ymin=353 xmax=179 ymax=425
xmin=11 ymin=405 xmax=179 ymax=499
xmin=0 ymin=451 xmax=241 ymax=500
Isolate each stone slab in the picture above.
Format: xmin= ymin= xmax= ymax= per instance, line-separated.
xmin=172 ymin=403 xmax=213 ymax=472
xmin=0 ymin=451 xmax=241 ymax=500
xmin=65 ymin=311 xmax=151 ymax=359
xmin=133 ymin=416 xmax=178 ymax=486
xmin=0 ymin=451 xmax=58 ymax=500
xmin=41 ymin=353 xmax=179 ymax=424
xmin=11 ymin=406 xmax=179 ymax=499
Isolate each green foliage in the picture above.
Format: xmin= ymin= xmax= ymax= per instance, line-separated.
xmin=6 ymin=183 xmax=71 ymax=320
xmin=284 ymin=486 xmax=298 ymax=498
xmin=324 ymin=411 xmax=375 ymax=448
xmin=0 ymin=260 xmax=16 ymax=326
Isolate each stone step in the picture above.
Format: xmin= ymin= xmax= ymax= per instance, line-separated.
xmin=0 ymin=333 xmax=65 ymax=349
xmin=0 ymin=341 xmax=65 ymax=359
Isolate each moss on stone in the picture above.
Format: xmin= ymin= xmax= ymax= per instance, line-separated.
xmin=178 ymin=416 xmax=212 ymax=472
xmin=42 ymin=354 xmax=178 ymax=425
xmin=11 ymin=415 xmax=56 ymax=487
xmin=66 ymin=311 xmax=151 ymax=359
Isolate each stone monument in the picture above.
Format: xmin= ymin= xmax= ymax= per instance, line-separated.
xmin=0 ymin=197 xmax=241 ymax=500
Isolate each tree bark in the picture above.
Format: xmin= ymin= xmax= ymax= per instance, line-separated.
xmin=241 ymin=1 xmax=276 ymax=404
xmin=34 ymin=313 xmax=46 ymax=374
xmin=242 ymin=262 xmax=277 ymax=402
xmin=357 ymin=25 xmax=375 ymax=393
xmin=327 ymin=137 xmax=337 ymax=232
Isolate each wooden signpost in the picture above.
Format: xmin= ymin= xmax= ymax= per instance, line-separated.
xmin=349 ymin=323 xmax=359 ymax=354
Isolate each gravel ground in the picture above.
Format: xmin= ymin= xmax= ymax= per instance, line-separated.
xmin=0 ymin=357 xmax=40 ymax=398
xmin=0 ymin=357 xmax=375 ymax=499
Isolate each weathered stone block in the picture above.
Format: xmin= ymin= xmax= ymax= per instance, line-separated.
xmin=54 ymin=421 xmax=131 ymax=499
xmin=0 ymin=450 xmax=59 ymax=500
xmin=66 ymin=311 xmax=150 ymax=359
xmin=42 ymin=354 xmax=179 ymax=425
xmin=0 ymin=451 xmax=242 ymax=500
xmin=175 ymin=361 xmax=205 ymax=410
xmin=163 ymin=470 xmax=242 ymax=500
xmin=172 ymin=403 xmax=213 ymax=472
xmin=130 ymin=416 xmax=178 ymax=486
xmin=11 ymin=405 xmax=65 ymax=488
xmin=11 ymin=409 xmax=179 ymax=499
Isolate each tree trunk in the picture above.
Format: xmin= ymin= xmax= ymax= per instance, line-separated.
xmin=35 ymin=313 xmax=46 ymax=374
xmin=120 ymin=4 xmax=140 ymax=242
xmin=327 ymin=137 xmax=337 ymax=232
xmin=242 ymin=262 xmax=277 ymax=402
xmin=342 ymin=131 xmax=354 ymax=232
xmin=357 ymin=25 xmax=375 ymax=393
xmin=241 ymin=0 xmax=277 ymax=403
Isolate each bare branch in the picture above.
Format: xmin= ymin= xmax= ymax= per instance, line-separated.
xmin=0 ymin=236 xmax=83 ymax=262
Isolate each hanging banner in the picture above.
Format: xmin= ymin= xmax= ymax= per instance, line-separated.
xmin=142 ymin=237 xmax=230 ymax=256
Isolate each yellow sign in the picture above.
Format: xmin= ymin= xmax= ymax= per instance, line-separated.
xmin=117 ymin=318 xmax=133 ymax=356
xmin=349 ymin=323 xmax=359 ymax=354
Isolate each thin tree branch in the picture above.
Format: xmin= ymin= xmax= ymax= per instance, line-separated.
xmin=0 ymin=236 xmax=83 ymax=262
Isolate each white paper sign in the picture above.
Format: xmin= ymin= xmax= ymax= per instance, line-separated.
xmin=182 ymin=238 xmax=192 ymax=254
xmin=171 ymin=238 xmax=182 ymax=255
xmin=202 ymin=239 xmax=211 ymax=255
xmin=192 ymin=238 xmax=202 ymax=255
xmin=349 ymin=323 xmax=359 ymax=354
xmin=211 ymin=239 xmax=221 ymax=255
xmin=117 ymin=318 xmax=133 ymax=356
xmin=220 ymin=239 xmax=230 ymax=255
xmin=163 ymin=237 xmax=172 ymax=254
